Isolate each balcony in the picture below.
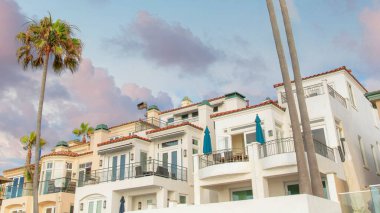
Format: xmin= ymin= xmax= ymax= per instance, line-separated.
xmin=258 ymin=137 xmax=335 ymax=161
xmin=39 ymin=177 xmax=77 ymax=195
xmin=134 ymin=117 xmax=199 ymax=132
xmin=78 ymin=160 xmax=187 ymax=187
xmin=2 ymin=182 xmax=31 ymax=200
xmin=199 ymin=148 xmax=249 ymax=169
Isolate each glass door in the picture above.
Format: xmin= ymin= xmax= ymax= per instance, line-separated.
xmin=171 ymin=151 xmax=177 ymax=179
xmin=140 ymin=152 xmax=147 ymax=172
xmin=111 ymin=156 xmax=118 ymax=181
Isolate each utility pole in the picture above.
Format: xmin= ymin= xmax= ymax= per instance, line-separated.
xmin=266 ymin=0 xmax=312 ymax=194
xmin=279 ymin=0 xmax=324 ymax=197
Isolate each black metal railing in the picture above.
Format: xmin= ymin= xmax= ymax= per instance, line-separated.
xmin=199 ymin=148 xmax=249 ymax=169
xmin=39 ymin=177 xmax=77 ymax=195
xmin=281 ymin=83 xmax=324 ymax=103
xmin=78 ymin=159 xmax=187 ymax=187
xmin=327 ymin=85 xmax=347 ymax=108
xmin=134 ymin=117 xmax=199 ymax=133
xmin=259 ymin=137 xmax=335 ymax=161
xmin=258 ymin=138 xmax=295 ymax=158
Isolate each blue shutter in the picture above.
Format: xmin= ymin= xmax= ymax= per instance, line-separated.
xmin=171 ymin=151 xmax=177 ymax=179
xmin=17 ymin=177 xmax=24 ymax=197
xmin=11 ymin=177 xmax=18 ymax=198
xmin=120 ymin=154 xmax=126 ymax=180
xmin=112 ymin=156 xmax=118 ymax=181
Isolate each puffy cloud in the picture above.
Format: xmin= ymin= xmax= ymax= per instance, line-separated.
xmin=0 ymin=1 xmax=174 ymax=172
xmin=359 ymin=7 xmax=380 ymax=71
xmin=109 ymin=11 xmax=220 ymax=73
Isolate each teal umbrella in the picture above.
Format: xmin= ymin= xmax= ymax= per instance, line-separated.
xmin=255 ymin=115 xmax=265 ymax=144
xmin=203 ymin=126 xmax=212 ymax=154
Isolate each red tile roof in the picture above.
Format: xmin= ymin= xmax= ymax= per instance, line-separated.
xmin=211 ymin=100 xmax=285 ymax=118
xmin=146 ymin=122 xmax=203 ymax=134
xmin=273 ymin=66 xmax=368 ymax=92
xmin=97 ymin=135 xmax=151 ymax=147
xmin=3 ymin=164 xmax=35 ymax=173
xmin=41 ymin=151 xmax=93 ymax=158
xmin=159 ymin=95 xmax=225 ymax=115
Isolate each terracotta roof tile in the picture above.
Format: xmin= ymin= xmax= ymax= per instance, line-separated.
xmin=159 ymin=95 xmax=225 ymax=115
xmin=97 ymin=135 xmax=151 ymax=147
xmin=273 ymin=66 xmax=368 ymax=92
xmin=146 ymin=122 xmax=203 ymax=134
xmin=3 ymin=164 xmax=35 ymax=173
xmin=41 ymin=151 xmax=93 ymax=158
xmin=211 ymin=100 xmax=285 ymax=118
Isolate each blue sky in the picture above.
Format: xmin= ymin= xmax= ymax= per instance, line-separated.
xmin=0 ymin=0 xmax=379 ymax=172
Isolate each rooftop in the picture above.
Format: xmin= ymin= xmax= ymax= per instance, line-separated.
xmin=273 ymin=66 xmax=367 ymax=92
xmin=211 ymin=100 xmax=285 ymax=118
xmin=146 ymin=122 xmax=203 ymax=134
xmin=41 ymin=151 xmax=93 ymax=158
xmin=97 ymin=135 xmax=151 ymax=147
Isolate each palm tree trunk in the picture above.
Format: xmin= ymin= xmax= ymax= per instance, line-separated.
xmin=26 ymin=146 xmax=32 ymax=165
xmin=33 ymin=52 xmax=50 ymax=213
xmin=266 ymin=0 xmax=312 ymax=194
xmin=82 ymin=135 xmax=86 ymax=143
xmin=279 ymin=0 xmax=324 ymax=197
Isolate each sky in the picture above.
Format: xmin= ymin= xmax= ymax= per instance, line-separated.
xmin=0 ymin=0 xmax=380 ymax=172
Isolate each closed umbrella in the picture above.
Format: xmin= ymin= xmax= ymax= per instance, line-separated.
xmin=203 ymin=126 xmax=212 ymax=155
xmin=119 ymin=196 xmax=125 ymax=213
xmin=255 ymin=115 xmax=265 ymax=144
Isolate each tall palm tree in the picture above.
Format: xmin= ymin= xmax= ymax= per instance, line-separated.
xmin=278 ymin=0 xmax=323 ymax=197
xmin=20 ymin=131 xmax=46 ymax=181
xmin=266 ymin=0 xmax=312 ymax=194
xmin=72 ymin=122 xmax=94 ymax=143
xmin=16 ymin=14 xmax=82 ymax=212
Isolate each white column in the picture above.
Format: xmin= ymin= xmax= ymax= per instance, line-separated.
xmin=193 ymin=154 xmax=201 ymax=205
xmin=326 ymin=173 xmax=339 ymax=202
xmin=249 ymin=143 xmax=269 ymax=199
xmin=156 ymin=188 xmax=168 ymax=209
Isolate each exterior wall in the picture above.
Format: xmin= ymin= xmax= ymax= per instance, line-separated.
xmin=135 ymin=195 xmax=341 ymax=213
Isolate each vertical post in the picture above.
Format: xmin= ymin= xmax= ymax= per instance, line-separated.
xmin=326 ymin=173 xmax=339 ymax=202
xmin=278 ymin=0 xmax=323 ymax=197
xmin=193 ymin=155 xmax=201 ymax=205
xmin=266 ymin=0 xmax=312 ymax=194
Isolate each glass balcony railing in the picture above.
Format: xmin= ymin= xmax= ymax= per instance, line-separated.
xmin=78 ymin=160 xmax=187 ymax=187
xmin=339 ymin=185 xmax=380 ymax=213
xmin=198 ymin=148 xmax=249 ymax=169
xmin=39 ymin=177 xmax=77 ymax=195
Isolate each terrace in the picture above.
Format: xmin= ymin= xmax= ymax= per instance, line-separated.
xmin=78 ymin=159 xmax=187 ymax=187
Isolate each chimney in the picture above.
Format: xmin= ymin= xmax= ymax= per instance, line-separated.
xmin=365 ymin=90 xmax=380 ymax=119
xmin=224 ymin=92 xmax=247 ymax=111
xmin=181 ymin=96 xmax=193 ymax=107
xmin=147 ymin=105 xmax=160 ymax=124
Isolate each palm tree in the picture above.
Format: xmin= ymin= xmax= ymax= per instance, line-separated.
xmin=16 ymin=14 xmax=82 ymax=212
xmin=20 ymin=131 xmax=46 ymax=180
xmin=20 ymin=132 xmax=46 ymax=196
xmin=266 ymin=0 xmax=312 ymax=194
xmin=278 ymin=0 xmax=323 ymax=197
xmin=72 ymin=122 xmax=94 ymax=143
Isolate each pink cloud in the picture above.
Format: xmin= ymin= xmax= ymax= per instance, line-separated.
xmin=359 ymin=7 xmax=380 ymax=68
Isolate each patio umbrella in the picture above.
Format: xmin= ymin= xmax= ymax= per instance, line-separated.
xmin=119 ymin=196 xmax=125 ymax=213
xmin=203 ymin=126 xmax=212 ymax=154
xmin=255 ymin=115 xmax=265 ymax=144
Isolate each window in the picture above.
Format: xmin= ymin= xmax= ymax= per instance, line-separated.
xmin=192 ymin=111 xmax=198 ymax=117
xmin=162 ymin=140 xmax=178 ymax=148
xmin=179 ymin=195 xmax=187 ymax=204
xmin=147 ymin=199 xmax=153 ymax=205
xmin=312 ymin=128 xmax=327 ymax=144
xmin=181 ymin=114 xmax=188 ymax=120
xmin=285 ymin=180 xmax=329 ymax=198
xmin=192 ymin=149 xmax=198 ymax=154
xmin=231 ymin=189 xmax=253 ymax=201
xmin=45 ymin=207 xmax=55 ymax=213
xmin=47 ymin=162 xmax=53 ymax=169
xmin=192 ymin=139 xmax=198 ymax=146
xmin=167 ymin=118 xmax=174 ymax=123
xmin=372 ymin=145 xmax=380 ymax=174
xmin=66 ymin=162 xmax=72 ymax=169
xmin=347 ymin=83 xmax=356 ymax=108
xmin=99 ymin=160 xmax=103 ymax=167
xmin=245 ymin=132 xmax=256 ymax=144
xmin=213 ymin=106 xmax=219 ymax=112
xmin=358 ymin=136 xmax=369 ymax=168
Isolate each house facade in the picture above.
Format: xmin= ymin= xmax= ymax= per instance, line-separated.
xmin=0 ymin=66 xmax=379 ymax=213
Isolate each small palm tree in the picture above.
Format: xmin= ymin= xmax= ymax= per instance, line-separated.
xmin=73 ymin=122 xmax=94 ymax=143
xmin=16 ymin=14 xmax=82 ymax=213
xmin=20 ymin=131 xmax=46 ymax=181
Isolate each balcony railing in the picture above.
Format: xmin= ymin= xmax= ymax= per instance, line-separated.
xmin=281 ymin=83 xmax=324 ymax=103
xmin=2 ymin=182 xmax=31 ymax=199
xmin=199 ymin=148 xmax=249 ymax=169
xmin=39 ymin=177 xmax=77 ymax=195
xmin=78 ymin=159 xmax=187 ymax=187
xmin=327 ymin=85 xmax=347 ymax=108
xmin=259 ymin=137 xmax=335 ymax=161
xmin=166 ymin=116 xmax=199 ymax=126
xmin=134 ymin=117 xmax=199 ymax=133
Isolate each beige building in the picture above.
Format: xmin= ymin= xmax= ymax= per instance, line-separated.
xmin=1 ymin=66 xmax=379 ymax=213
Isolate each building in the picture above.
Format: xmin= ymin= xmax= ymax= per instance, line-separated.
xmin=0 ymin=66 xmax=379 ymax=213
